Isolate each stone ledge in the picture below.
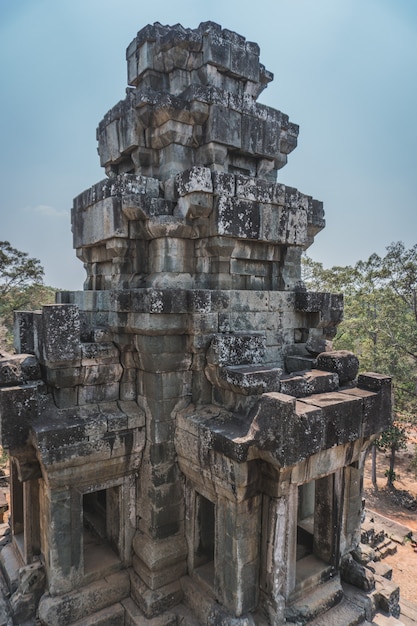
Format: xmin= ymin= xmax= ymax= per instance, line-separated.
xmin=176 ymin=380 xmax=391 ymax=468
xmin=37 ymin=570 xmax=130 ymax=626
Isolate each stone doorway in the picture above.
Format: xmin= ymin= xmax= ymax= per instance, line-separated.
xmin=10 ymin=457 xmax=41 ymax=565
xmin=294 ymin=474 xmax=336 ymax=594
xmin=193 ymin=492 xmax=215 ymax=588
xmin=296 ymin=480 xmax=315 ymax=560
xmin=82 ymin=486 xmax=121 ymax=576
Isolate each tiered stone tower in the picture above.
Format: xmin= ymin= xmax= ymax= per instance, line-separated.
xmin=0 ymin=22 xmax=393 ymax=625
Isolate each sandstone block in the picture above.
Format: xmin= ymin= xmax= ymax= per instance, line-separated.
xmin=215 ymin=364 xmax=282 ymax=395
xmin=280 ymin=370 xmax=339 ymax=398
xmin=70 ymin=603 xmax=125 ymax=626
xmin=340 ymin=553 xmax=375 ymax=591
xmin=0 ymin=354 xmax=40 ymax=386
xmin=207 ymin=333 xmax=265 ymax=366
xmin=133 ymin=533 xmax=187 ymax=571
xmin=175 ymin=166 xmax=213 ymax=196
xmin=206 ymin=106 xmax=242 ymax=149
xmin=130 ymin=572 xmax=183 ymax=619
xmin=0 ymin=383 xmax=39 ymax=448
xmin=132 ymin=555 xmax=186 ymax=590
xmin=38 ymin=571 xmax=130 ymax=625
xmin=38 ymin=305 xmax=80 ymax=363
xmin=316 ymin=350 xmax=359 ymax=383
xmin=215 ymin=196 xmax=260 ymax=239
xmin=13 ymin=311 xmax=36 ymax=354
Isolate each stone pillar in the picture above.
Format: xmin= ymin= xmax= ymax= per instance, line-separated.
xmin=47 ymin=488 xmax=82 ymax=595
xmin=313 ymin=475 xmax=334 ymax=564
xmin=313 ymin=470 xmax=344 ymax=567
xmin=13 ymin=311 xmax=36 ymax=355
xmin=215 ymin=495 xmax=261 ymax=616
xmin=23 ymin=479 xmax=41 ymax=563
xmin=10 ymin=460 xmax=24 ymax=536
xmin=341 ymin=464 xmax=362 ymax=555
xmin=130 ymin=332 xmax=190 ymax=617
xmin=259 ymin=489 xmax=295 ymax=623
xmin=283 ymin=485 xmax=298 ymax=599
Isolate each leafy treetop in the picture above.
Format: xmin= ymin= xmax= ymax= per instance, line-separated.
xmin=0 ymin=241 xmax=44 ymax=295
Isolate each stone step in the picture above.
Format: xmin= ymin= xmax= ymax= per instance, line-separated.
xmin=399 ymin=597 xmax=417 ymax=626
xmin=366 ymin=560 xmax=392 ymax=580
xmin=307 ymin=597 xmax=365 ymax=625
xmin=180 ymin=574 xmax=216 ymax=624
xmin=285 ymin=354 xmax=316 ymax=373
xmin=0 ymin=542 xmax=23 ymax=593
xmin=69 ymin=602 xmax=125 ymax=625
xmin=280 ymin=369 xmax=339 ymax=398
xmin=342 ymin=578 xmax=403 ymax=625
xmin=123 ymin=597 xmax=177 ymax=626
xmin=374 ymin=576 xmax=400 ymax=618
xmin=375 ymin=541 xmax=397 ymax=560
xmin=361 ymin=523 xmax=385 ymax=548
xmin=372 ymin=613 xmax=405 ymax=626
xmin=0 ymin=566 xmax=12 ymax=626
xmin=342 ymin=581 xmax=380 ymax=623
xmin=389 ymin=534 xmax=405 ymax=546
xmin=363 ymin=511 xmax=413 ymax=545
xmin=285 ymin=577 xmax=343 ymax=624
xmin=173 ymin=604 xmax=204 ymax=626
xmin=292 ymin=556 xmax=334 ymax=602
xmin=220 ymin=364 xmax=282 ymax=395
xmin=38 ymin=570 xmax=130 ymax=626
xmin=249 ymin=608 xmax=270 ymax=626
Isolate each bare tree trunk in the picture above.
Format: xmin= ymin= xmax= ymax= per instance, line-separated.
xmin=371 ymin=444 xmax=378 ymax=491
xmin=387 ymin=445 xmax=396 ymax=489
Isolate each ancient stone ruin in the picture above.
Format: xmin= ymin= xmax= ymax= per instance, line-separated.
xmin=0 ymin=22 xmax=394 ymax=625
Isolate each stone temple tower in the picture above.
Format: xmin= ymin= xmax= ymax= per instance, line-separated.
xmin=0 ymin=22 xmax=393 ymax=625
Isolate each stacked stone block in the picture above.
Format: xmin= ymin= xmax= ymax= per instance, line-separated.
xmin=0 ymin=22 xmax=394 ymax=626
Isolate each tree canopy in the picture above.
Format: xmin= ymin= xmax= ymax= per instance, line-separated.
xmin=303 ymin=242 xmax=417 ymax=418
xmin=0 ymin=241 xmax=44 ymax=294
xmin=0 ymin=241 xmax=55 ymax=352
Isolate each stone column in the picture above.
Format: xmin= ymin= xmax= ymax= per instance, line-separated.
xmin=341 ymin=463 xmax=362 ymax=555
xmin=130 ymin=331 xmax=190 ymax=617
xmin=23 ymin=479 xmax=41 ymax=563
xmin=47 ymin=488 xmax=82 ymax=595
xmin=10 ymin=461 xmax=24 ymax=537
xmin=215 ymin=494 xmax=261 ymax=616
xmin=313 ymin=469 xmax=344 ymax=567
xmin=283 ymin=485 xmax=298 ymax=600
xmin=313 ymin=475 xmax=334 ymax=564
xmin=259 ymin=492 xmax=292 ymax=624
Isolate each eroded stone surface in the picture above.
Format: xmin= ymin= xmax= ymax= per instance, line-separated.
xmin=0 ymin=21 xmax=393 ymax=626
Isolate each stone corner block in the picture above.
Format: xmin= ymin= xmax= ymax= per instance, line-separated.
xmin=316 ymin=350 xmax=359 ymax=384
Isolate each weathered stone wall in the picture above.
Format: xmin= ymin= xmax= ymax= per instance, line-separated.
xmin=0 ymin=21 xmax=393 ymax=626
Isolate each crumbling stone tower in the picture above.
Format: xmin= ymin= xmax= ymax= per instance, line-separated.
xmin=0 ymin=22 xmax=392 ymax=626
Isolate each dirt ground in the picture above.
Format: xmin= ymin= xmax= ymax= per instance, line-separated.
xmin=363 ymin=429 xmax=417 ymax=602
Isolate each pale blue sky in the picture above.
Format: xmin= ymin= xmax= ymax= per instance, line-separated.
xmin=1 ymin=0 xmax=416 ymax=289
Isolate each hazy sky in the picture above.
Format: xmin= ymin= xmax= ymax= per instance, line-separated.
xmin=1 ymin=0 xmax=416 ymax=290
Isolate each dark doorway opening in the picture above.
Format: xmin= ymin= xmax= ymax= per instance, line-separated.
xmin=82 ymin=487 xmax=120 ymax=575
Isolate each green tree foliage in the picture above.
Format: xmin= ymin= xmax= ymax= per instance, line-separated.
xmin=303 ymin=243 xmax=417 ymax=417
xmin=303 ymin=243 xmax=417 ymax=487
xmin=0 ymin=241 xmax=44 ymax=294
xmin=0 ymin=241 xmax=55 ymax=351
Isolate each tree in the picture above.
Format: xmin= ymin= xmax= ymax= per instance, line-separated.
xmin=0 ymin=241 xmax=44 ymax=294
xmin=303 ymin=244 xmax=417 ymax=489
xmin=0 ymin=242 xmax=55 ymax=352
xmin=376 ymin=424 xmax=407 ymax=488
xmin=302 ymin=245 xmax=417 ymax=416
xmin=377 ymin=242 xmax=417 ymax=324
